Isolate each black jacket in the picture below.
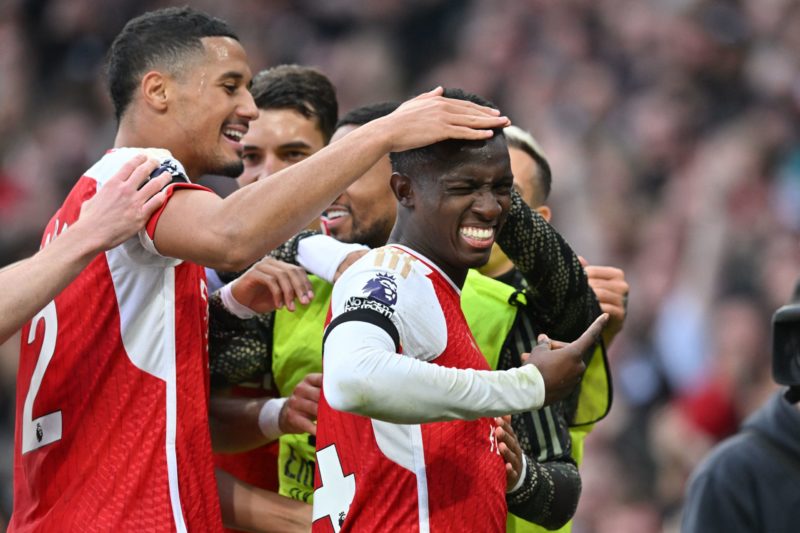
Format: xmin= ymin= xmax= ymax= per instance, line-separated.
xmin=682 ymin=391 xmax=800 ymax=533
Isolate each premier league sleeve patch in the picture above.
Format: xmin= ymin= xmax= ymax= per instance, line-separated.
xmin=362 ymin=273 xmax=397 ymax=306
xmin=342 ymin=273 xmax=398 ymax=319
xmin=326 ymin=271 xmax=402 ymax=351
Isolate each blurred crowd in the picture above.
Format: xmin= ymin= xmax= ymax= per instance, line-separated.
xmin=1 ymin=0 xmax=799 ymax=530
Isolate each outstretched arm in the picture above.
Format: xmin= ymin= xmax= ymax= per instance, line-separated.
xmin=0 ymin=155 xmax=170 ymax=344
xmin=152 ymin=89 xmax=510 ymax=271
xmin=324 ymin=315 xmax=606 ymax=423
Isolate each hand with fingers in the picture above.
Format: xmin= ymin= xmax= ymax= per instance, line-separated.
xmin=579 ymin=256 xmax=629 ymax=347
xmin=77 ymin=154 xmax=173 ymax=251
xmin=279 ymin=373 xmax=322 ymax=436
xmin=523 ymin=314 xmax=608 ymax=406
xmin=380 ymin=86 xmax=511 ymax=153
xmin=231 ymin=257 xmax=315 ymax=314
xmin=494 ymin=415 xmax=525 ymax=492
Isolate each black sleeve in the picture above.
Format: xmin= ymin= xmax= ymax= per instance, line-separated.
xmin=504 ymin=400 xmax=581 ymax=528
xmin=497 ymin=189 xmax=601 ymax=342
xmin=208 ymin=292 xmax=274 ymax=389
xmin=506 ymin=455 xmax=581 ymax=529
xmin=682 ymin=437 xmax=761 ymax=533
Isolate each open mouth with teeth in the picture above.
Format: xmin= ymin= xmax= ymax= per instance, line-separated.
xmin=320 ymin=207 xmax=350 ymax=230
xmin=459 ymin=225 xmax=496 ymax=249
xmin=222 ymin=127 xmax=245 ymax=146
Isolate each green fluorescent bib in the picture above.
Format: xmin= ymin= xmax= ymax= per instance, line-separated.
xmin=272 ymin=275 xmax=331 ymax=502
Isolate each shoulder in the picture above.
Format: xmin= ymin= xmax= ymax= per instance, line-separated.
xmin=332 ymin=246 xmax=434 ymax=308
xmin=84 ymin=148 xmax=188 ymax=187
xmin=331 ymin=247 xmax=447 ymax=358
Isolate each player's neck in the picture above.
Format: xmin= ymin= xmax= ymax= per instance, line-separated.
xmin=388 ymin=226 xmax=467 ymax=288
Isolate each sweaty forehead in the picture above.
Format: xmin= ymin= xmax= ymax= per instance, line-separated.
xmin=198 ymin=36 xmax=252 ymax=79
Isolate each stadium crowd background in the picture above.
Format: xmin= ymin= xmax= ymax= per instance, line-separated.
xmin=1 ymin=0 xmax=799 ymax=530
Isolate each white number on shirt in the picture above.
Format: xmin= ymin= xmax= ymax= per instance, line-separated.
xmin=22 ymin=301 xmax=62 ymax=453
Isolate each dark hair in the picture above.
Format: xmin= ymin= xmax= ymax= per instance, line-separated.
xmin=336 ymin=101 xmax=400 ymax=129
xmin=504 ymin=125 xmax=553 ymax=202
xmin=107 ymin=7 xmax=238 ymax=121
xmin=389 ymin=88 xmax=505 ymax=179
xmin=250 ymin=65 xmax=338 ymax=143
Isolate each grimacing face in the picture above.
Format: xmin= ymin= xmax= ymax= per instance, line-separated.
xmin=322 ymin=124 xmax=397 ymax=248
xmin=236 ymin=108 xmax=326 ymax=187
xmin=409 ymin=136 xmax=513 ymax=280
xmin=167 ymin=36 xmax=258 ymax=178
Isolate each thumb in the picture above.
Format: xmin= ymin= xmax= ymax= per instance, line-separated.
xmin=536 ymin=334 xmax=551 ymax=348
xmin=578 ymin=255 xmax=589 ymax=268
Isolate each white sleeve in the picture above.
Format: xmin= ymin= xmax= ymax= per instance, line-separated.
xmin=296 ymin=234 xmax=369 ymax=283
xmin=323 ymin=320 xmax=546 ymax=423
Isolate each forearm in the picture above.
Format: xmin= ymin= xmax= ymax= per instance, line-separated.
xmin=156 ymin=123 xmax=392 ymax=270
xmin=507 ymin=458 xmax=581 ymax=529
xmin=216 ymin=468 xmax=312 ymax=532
xmin=0 ymin=221 xmax=102 ymax=344
xmin=209 ymin=395 xmax=283 ymax=453
xmin=323 ymin=322 xmax=545 ymax=423
xmin=498 ymin=190 xmax=599 ymax=340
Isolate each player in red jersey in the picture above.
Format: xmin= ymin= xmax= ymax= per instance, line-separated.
xmin=10 ymin=6 xmax=509 ymax=533
xmin=313 ymin=89 xmax=607 ymax=532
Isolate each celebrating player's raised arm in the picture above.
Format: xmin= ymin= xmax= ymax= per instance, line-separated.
xmin=148 ymin=88 xmax=510 ymax=271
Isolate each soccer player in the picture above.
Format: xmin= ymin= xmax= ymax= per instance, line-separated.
xmin=9 ymin=7 xmax=508 ymax=532
xmin=209 ymin=102 xmax=613 ymax=530
xmin=0 ymin=154 xmax=170 ymax=345
xmin=210 ymin=64 xmax=338 ymax=504
xmin=313 ymin=89 xmax=606 ymax=531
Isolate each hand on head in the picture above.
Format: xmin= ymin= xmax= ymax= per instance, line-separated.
xmin=382 ymin=87 xmax=511 ymax=153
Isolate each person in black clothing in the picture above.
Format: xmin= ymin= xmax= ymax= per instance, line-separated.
xmin=682 ymin=283 xmax=800 ymax=533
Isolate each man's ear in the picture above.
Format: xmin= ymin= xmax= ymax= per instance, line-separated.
xmin=140 ymin=71 xmax=170 ymax=113
xmin=535 ymin=204 xmax=552 ymax=223
xmin=390 ymin=172 xmax=415 ymax=207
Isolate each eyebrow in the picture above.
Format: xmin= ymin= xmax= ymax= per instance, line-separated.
xmin=278 ymin=141 xmax=313 ymax=150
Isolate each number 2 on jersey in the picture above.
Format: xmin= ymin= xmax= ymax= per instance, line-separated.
xmin=22 ymin=300 xmax=62 ymax=453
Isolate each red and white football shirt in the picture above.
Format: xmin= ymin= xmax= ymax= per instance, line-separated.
xmin=11 ymin=149 xmax=222 ymax=532
xmin=313 ymin=245 xmax=507 ymax=532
